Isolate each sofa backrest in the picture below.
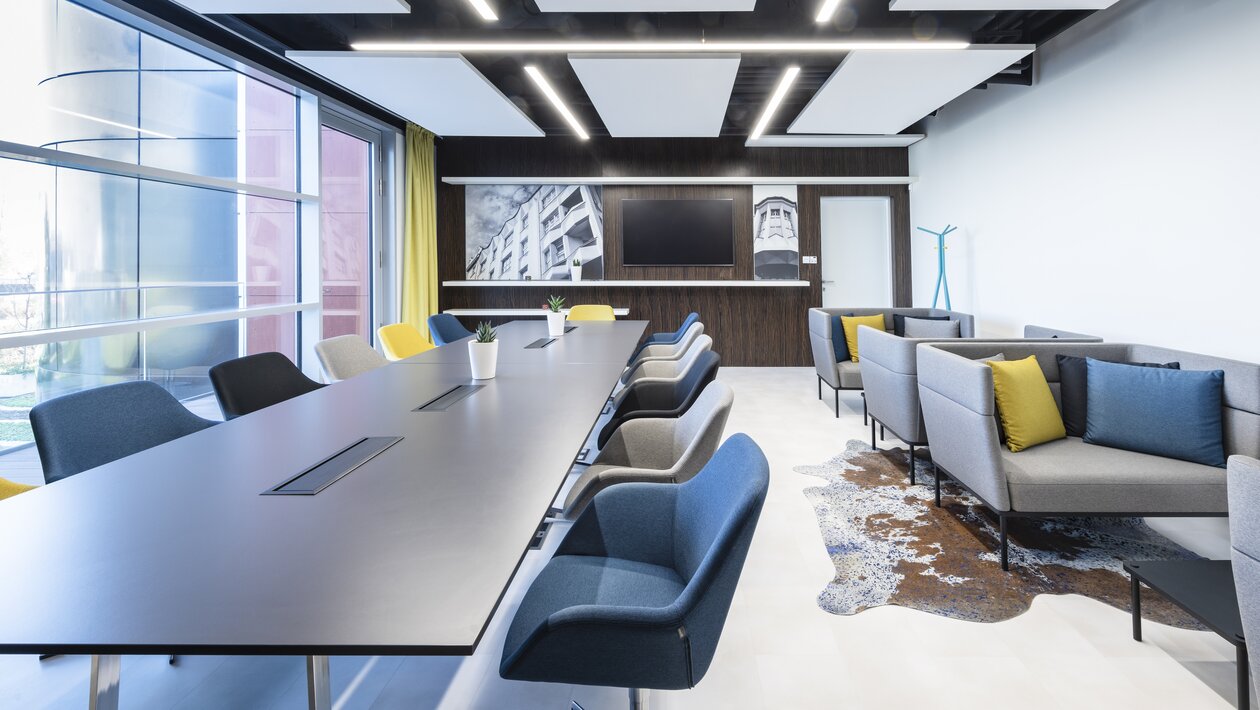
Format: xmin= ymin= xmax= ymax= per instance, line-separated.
xmin=808 ymin=307 xmax=976 ymax=389
xmin=1023 ymin=324 xmax=1102 ymax=340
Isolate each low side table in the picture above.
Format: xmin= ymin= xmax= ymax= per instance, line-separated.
xmin=1125 ymin=560 xmax=1249 ymax=710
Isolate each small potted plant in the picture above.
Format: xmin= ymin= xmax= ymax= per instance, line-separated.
xmin=468 ymin=321 xmax=498 ymax=380
xmin=570 ymin=256 xmax=582 ymax=282
xmin=544 ymin=294 xmax=566 ymax=337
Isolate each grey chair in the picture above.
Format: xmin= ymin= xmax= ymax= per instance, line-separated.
xmin=1230 ymin=455 xmax=1260 ymax=703
xmin=314 ymin=334 xmax=388 ymax=382
xmin=564 ymin=381 xmax=734 ymax=519
xmin=615 ymin=335 xmax=713 ymax=403
xmin=858 ymin=324 xmax=1102 ymax=483
xmin=808 ymin=307 xmax=975 ymax=419
xmin=621 ymin=321 xmax=704 ymax=383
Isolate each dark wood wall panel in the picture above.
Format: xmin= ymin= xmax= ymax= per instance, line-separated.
xmin=435 ymin=137 xmax=911 ymax=366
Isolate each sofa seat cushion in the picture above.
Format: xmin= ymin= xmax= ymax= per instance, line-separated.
xmin=837 ymin=360 xmax=864 ymax=389
xmin=999 ymin=437 xmax=1227 ymax=514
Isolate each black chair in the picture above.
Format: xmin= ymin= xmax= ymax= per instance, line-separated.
xmin=598 ymin=350 xmax=720 ymax=449
xmin=29 ymin=380 xmax=216 ymax=664
xmin=30 ymin=380 xmax=217 ymax=485
xmin=209 ymin=352 xmax=325 ymax=420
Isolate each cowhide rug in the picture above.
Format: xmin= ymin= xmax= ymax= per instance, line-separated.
xmin=795 ymin=440 xmax=1202 ymax=627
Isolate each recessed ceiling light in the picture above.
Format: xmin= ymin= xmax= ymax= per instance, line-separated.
xmin=350 ymin=40 xmax=970 ymax=53
xmin=524 ymin=66 xmax=589 ymax=140
xmin=816 ymin=0 xmax=843 ymax=23
xmin=750 ymin=66 xmax=800 ymax=140
xmin=465 ymin=0 xmax=498 ymax=21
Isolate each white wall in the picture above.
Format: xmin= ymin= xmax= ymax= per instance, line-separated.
xmin=909 ymin=0 xmax=1260 ymax=363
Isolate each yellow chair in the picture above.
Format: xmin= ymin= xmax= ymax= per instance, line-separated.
xmin=378 ymin=323 xmax=435 ymax=361
xmin=567 ymin=305 xmax=616 ymax=322
xmin=0 ymin=477 xmax=36 ymax=501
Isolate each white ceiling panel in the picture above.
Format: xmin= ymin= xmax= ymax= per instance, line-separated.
xmin=286 ymin=52 xmax=543 ymax=137
xmin=788 ymin=46 xmax=1034 ymax=135
xmin=536 ymin=0 xmax=754 ymax=10
xmin=569 ymin=54 xmax=740 ymax=137
xmin=179 ymin=0 xmax=409 ymax=12
xmin=891 ymin=0 xmax=1117 ymax=8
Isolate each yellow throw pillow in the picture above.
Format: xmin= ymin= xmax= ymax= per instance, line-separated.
xmin=840 ymin=314 xmax=887 ymax=362
xmin=0 ymin=477 xmax=36 ymax=501
xmin=988 ymin=355 xmax=1067 ymax=453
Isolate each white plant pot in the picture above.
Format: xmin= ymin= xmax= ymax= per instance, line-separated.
xmin=468 ymin=340 xmax=499 ymax=380
xmin=570 ymin=263 xmax=582 ymax=281
xmin=546 ymin=311 xmax=567 ymax=337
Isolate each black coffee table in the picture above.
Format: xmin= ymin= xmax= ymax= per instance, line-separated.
xmin=1125 ymin=560 xmax=1249 ymax=710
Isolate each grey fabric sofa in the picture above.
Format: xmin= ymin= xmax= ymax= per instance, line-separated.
xmin=858 ymin=325 xmax=1102 ymax=484
xmin=917 ymin=341 xmax=1260 ymax=570
xmin=808 ymin=307 xmax=975 ymax=419
xmin=1229 ymin=455 xmax=1260 ymax=702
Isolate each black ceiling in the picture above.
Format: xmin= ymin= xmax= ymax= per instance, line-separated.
xmin=196 ymin=0 xmax=1093 ymax=137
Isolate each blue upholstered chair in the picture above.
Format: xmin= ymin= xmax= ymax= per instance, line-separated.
xmin=30 ymin=380 xmax=217 ymax=485
xmin=500 ymin=433 xmax=769 ymax=707
xmin=627 ymin=312 xmax=700 ymax=364
xmin=428 ymin=313 xmax=474 ymax=346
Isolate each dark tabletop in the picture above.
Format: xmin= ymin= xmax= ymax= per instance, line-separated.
xmin=1125 ymin=559 xmax=1244 ymax=644
xmin=0 ymin=320 xmax=647 ymax=656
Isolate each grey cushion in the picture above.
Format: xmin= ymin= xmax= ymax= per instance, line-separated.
xmin=837 ymin=360 xmax=863 ymax=389
xmin=1000 ymin=437 xmax=1227 ymax=513
xmin=902 ymin=318 xmax=960 ymax=339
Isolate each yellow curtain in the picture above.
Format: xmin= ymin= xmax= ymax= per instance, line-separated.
xmin=401 ymin=123 xmax=439 ymax=341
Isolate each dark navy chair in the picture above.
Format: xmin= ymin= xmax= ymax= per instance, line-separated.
xmin=627 ymin=312 xmax=700 ymax=364
xmin=30 ymin=380 xmax=217 ymax=485
xmin=598 ymin=350 xmax=719 ymax=448
xmin=209 ymin=352 xmax=325 ymax=420
xmin=499 ymin=433 xmax=769 ymax=708
xmin=427 ymin=313 xmax=474 ymax=346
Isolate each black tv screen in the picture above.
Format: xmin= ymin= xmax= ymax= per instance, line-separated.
xmin=621 ymin=198 xmax=735 ymax=266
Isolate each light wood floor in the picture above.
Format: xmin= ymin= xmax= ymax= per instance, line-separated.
xmin=0 ymin=369 xmax=1242 ymax=709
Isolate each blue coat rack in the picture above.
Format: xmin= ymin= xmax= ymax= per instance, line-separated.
xmin=917 ymin=225 xmax=957 ymax=311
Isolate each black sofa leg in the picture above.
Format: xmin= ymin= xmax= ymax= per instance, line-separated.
xmin=862 ymin=393 xmax=868 ymax=426
xmin=834 ymin=387 xmax=839 ymax=418
xmin=999 ymin=514 xmax=1010 ymax=571
xmin=909 ymin=444 xmax=916 ymax=486
xmin=871 ymin=419 xmax=878 ymax=450
xmin=818 ymin=375 xmax=822 ymax=400
xmin=934 ymin=465 xmax=941 ymax=507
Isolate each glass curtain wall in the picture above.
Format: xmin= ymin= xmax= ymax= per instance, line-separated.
xmin=0 ymin=0 xmax=311 ymax=450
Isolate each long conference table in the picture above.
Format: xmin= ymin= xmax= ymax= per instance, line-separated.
xmin=0 ymin=319 xmax=648 ymax=710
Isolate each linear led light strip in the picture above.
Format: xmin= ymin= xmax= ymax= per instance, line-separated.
xmin=524 ymin=66 xmax=589 ymax=141
xmin=465 ymin=0 xmax=497 ymax=21
xmin=750 ymin=66 xmax=801 ymax=141
xmin=816 ymin=0 xmax=843 ymax=23
xmin=351 ymin=40 xmax=970 ymax=53
xmin=50 ymin=107 xmax=175 ymax=139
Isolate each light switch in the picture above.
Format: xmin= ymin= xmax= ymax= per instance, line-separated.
xmin=802 ymin=256 xmax=818 ymax=264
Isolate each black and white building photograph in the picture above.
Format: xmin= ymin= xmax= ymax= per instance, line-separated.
xmin=752 ymin=184 xmax=799 ymax=280
xmin=465 ymin=184 xmax=605 ymax=281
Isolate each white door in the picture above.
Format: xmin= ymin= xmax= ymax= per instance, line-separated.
xmin=819 ymin=197 xmax=893 ymax=308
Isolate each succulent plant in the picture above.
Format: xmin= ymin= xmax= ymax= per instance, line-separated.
xmin=572 ymin=257 xmax=582 ymax=266
xmin=474 ymin=321 xmax=497 ymax=343
xmin=546 ymin=295 xmax=566 ymax=313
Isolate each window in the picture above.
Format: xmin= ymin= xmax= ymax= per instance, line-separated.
xmin=519 ymin=236 xmax=528 ymax=255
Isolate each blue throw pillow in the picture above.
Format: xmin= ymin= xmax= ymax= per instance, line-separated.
xmin=830 ymin=313 xmax=854 ymax=362
xmin=1083 ymin=358 xmax=1226 ymax=467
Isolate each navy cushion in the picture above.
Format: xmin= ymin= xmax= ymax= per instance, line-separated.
xmin=1056 ymin=354 xmax=1180 ymax=437
xmin=1083 ymin=358 xmax=1226 ymax=467
xmin=893 ymin=313 xmax=949 ymax=337
xmin=830 ymin=313 xmax=854 ymax=362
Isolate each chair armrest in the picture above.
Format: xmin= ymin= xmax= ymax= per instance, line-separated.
xmin=558 ymin=482 xmax=678 ymax=565
xmin=1230 ymin=456 xmax=1260 ymax=557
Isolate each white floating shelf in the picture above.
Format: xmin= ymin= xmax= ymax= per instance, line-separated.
xmin=444 ymin=308 xmax=631 ymax=317
xmin=442 ymin=280 xmax=810 ymax=288
xmin=441 ymin=176 xmax=913 ymax=186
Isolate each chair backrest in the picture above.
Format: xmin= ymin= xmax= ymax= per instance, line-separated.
xmin=209 ymin=352 xmax=325 ymax=420
xmin=675 ymin=335 xmax=713 ymax=373
xmin=670 ymin=350 xmax=721 ymax=409
xmin=671 ymin=381 xmax=734 ymax=475
xmin=314 ymin=335 xmax=388 ymax=382
xmin=672 ymin=434 xmax=770 ymax=684
xmin=29 ymin=380 xmax=217 ymax=484
xmin=428 ymin=314 xmax=474 ymax=346
xmin=378 ymin=323 xmax=433 ymax=361
xmin=1230 ymin=455 xmax=1260 ymax=702
xmin=670 ymin=312 xmax=701 ymax=340
xmin=567 ymin=304 xmax=616 ymax=321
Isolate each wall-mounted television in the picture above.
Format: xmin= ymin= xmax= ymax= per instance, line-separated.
xmin=621 ymin=198 xmax=735 ymax=267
